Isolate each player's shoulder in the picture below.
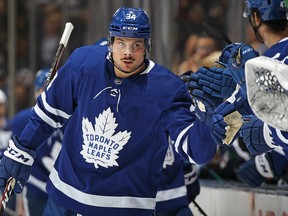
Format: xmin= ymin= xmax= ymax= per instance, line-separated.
xmin=265 ymin=39 xmax=288 ymax=60
xmin=148 ymin=60 xmax=184 ymax=86
xmin=65 ymin=44 xmax=109 ymax=74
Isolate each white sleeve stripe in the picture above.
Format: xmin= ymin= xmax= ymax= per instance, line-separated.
xmin=182 ymin=136 xmax=196 ymax=164
xmin=41 ymin=92 xmax=71 ymax=119
xmin=174 ymin=123 xmax=196 ymax=163
xmin=34 ymin=104 xmax=62 ymax=128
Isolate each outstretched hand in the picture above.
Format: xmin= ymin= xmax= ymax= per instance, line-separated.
xmin=227 ymin=43 xmax=259 ymax=92
xmin=196 ymin=66 xmax=236 ymax=99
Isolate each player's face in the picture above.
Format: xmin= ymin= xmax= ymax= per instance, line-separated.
xmin=111 ymin=37 xmax=146 ymax=78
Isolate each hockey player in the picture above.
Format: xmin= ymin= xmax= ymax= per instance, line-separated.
xmin=0 ymin=7 xmax=216 ymax=216
xmin=240 ymin=0 xmax=288 ymax=157
xmin=11 ymin=68 xmax=63 ymax=216
xmin=237 ymin=0 xmax=288 ymax=157
xmin=94 ymin=38 xmax=200 ymax=216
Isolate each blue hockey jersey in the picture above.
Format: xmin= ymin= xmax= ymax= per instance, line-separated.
xmin=18 ymin=44 xmax=216 ymax=215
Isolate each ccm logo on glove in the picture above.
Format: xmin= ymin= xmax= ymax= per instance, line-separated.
xmin=4 ymin=140 xmax=34 ymax=166
xmin=255 ymin=153 xmax=274 ymax=179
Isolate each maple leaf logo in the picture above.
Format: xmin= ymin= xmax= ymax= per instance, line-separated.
xmin=80 ymin=107 xmax=131 ymax=169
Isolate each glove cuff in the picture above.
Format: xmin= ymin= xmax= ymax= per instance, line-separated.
xmin=255 ymin=153 xmax=274 ymax=179
xmin=233 ymin=89 xmax=253 ymax=115
xmin=4 ymin=136 xmax=36 ymax=166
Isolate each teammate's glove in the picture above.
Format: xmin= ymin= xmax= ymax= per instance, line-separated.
xmin=0 ymin=136 xmax=36 ymax=194
xmin=239 ymin=115 xmax=273 ymax=156
xmin=227 ymin=43 xmax=259 ymax=92
xmin=211 ymin=89 xmax=253 ymax=145
xmin=236 ymin=152 xmax=278 ymax=187
xmin=197 ymin=66 xmax=237 ymax=99
xmin=183 ymin=162 xmax=200 ymax=202
xmin=218 ymin=43 xmax=243 ymax=66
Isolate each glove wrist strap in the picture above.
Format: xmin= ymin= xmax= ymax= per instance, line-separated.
xmin=4 ymin=139 xmax=35 ymax=166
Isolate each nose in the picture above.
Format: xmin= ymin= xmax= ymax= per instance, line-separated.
xmin=124 ymin=46 xmax=133 ymax=55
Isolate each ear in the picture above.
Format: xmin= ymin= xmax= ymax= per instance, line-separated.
xmin=250 ymin=11 xmax=261 ymax=28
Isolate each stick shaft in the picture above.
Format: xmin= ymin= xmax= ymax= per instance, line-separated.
xmin=0 ymin=178 xmax=15 ymax=215
xmin=45 ymin=22 xmax=74 ymax=86
xmin=192 ymin=200 xmax=207 ymax=216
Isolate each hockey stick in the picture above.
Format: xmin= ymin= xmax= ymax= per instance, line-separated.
xmin=0 ymin=178 xmax=15 ymax=215
xmin=203 ymin=21 xmax=232 ymax=44
xmin=0 ymin=22 xmax=73 ymax=216
xmin=192 ymin=200 xmax=207 ymax=216
xmin=45 ymin=22 xmax=74 ymax=86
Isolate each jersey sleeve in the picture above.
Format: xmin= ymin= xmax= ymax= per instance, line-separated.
xmin=18 ymin=47 xmax=86 ymax=150
xmin=165 ymin=82 xmax=216 ymax=165
xmin=263 ymin=123 xmax=288 ymax=158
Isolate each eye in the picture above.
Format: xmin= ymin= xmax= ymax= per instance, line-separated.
xmin=117 ymin=42 xmax=125 ymax=47
xmin=132 ymin=43 xmax=144 ymax=50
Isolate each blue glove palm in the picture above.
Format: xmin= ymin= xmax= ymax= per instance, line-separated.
xmin=210 ymin=101 xmax=235 ymax=145
xmin=189 ymin=72 xmax=223 ymax=125
xmin=197 ymin=66 xmax=237 ymax=99
xmin=227 ymin=43 xmax=259 ymax=92
xmin=0 ymin=136 xmax=35 ymax=194
xmin=211 ymin=89 xmax=253 ymax=145
xmin=236 ymin=152 xmax=277 ymax=187
xmin=239 ymin=115 xmax=273 ymax=155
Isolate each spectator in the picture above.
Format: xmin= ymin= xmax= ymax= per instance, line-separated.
xmin=177 ymin=33 xmax=220 ymax=75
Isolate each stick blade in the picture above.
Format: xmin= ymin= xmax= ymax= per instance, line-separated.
xmin=203 ymin=21 xmax=232 ymax=44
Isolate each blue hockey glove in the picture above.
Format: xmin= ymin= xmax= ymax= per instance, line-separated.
xmin=197 ymin=66 xmax=237 ymax=99
xmin=227 ymin=43 xmax=259 ymax=92
xmin=191 ymin=88 xmax=222 ymax=125
xmin=211 ymin=89 xmax=253 ymax=145
xmin=0 ymin=136 xmax=36 ymax=194
xmin=187 ymin=72 xmax=199 ymax=92
xmin=236 ymin=152 xmax=278 ymax=187
xmin=183 ymin=162 xmax=200 ymax=202
xmin=218 ymin=43 xmax=244 ymax=66
xmin=188 ymin=70 xmax=223 ymax=125
xmin=239 ymin=115 xmax=273 ymax=155
xmin=179 ymin=70 xmax=193 ymax=93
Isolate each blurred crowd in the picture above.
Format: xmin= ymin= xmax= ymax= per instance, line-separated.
xmin=0 ymin=0 xmax=89 ymax=114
